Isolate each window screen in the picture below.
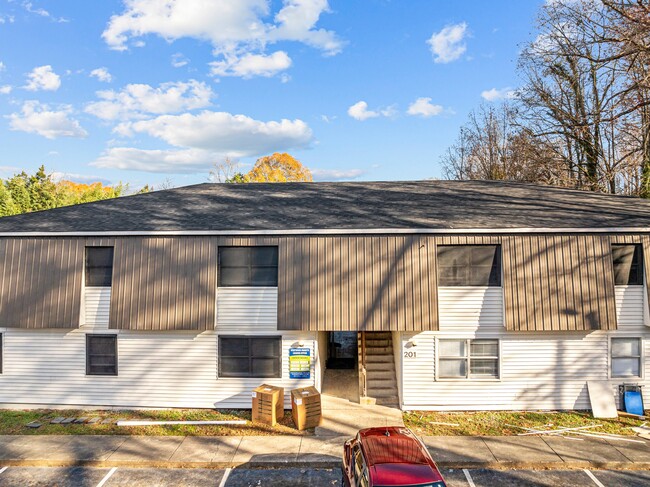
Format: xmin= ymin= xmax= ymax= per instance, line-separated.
xmin=611 ymin=337 xmax=641 ymax=378
xmin=86 ymin=334 xmax=117 ymax=376
xmin=85 ymin=247 xmax=114 ymax=287
xmin=438 ymin=339 xmax=499 ymax=379
xmin=437 ymin=245 xmax=501 ymax=286
xmin=0 ymin=334 xmax=2 ymax=374
xmin=612 ymin=245 xmax=643 ymax=286
xmin=218 ymin=336 xmax=281 ymax=378
xmin=219 ymin=247 xmax=278 ymax=287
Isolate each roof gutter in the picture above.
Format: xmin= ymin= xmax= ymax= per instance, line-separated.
xmin=0 ymin=227 xmax=648 ymax=237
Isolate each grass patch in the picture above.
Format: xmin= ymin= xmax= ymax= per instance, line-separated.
xmin=0 ymin=408 xmax=307 ymax=436
xmin=403 ymin=410 xmax=646 ymax=437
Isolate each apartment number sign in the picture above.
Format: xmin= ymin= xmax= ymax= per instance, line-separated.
xmin=289 ymin=347 xmax=311 ymax=379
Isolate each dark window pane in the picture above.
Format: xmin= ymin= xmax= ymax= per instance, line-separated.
xmin=85 ymin=247 xmax=114 ymax=287
xmin=220 ymin=337 xmax=250 ymax=357
xmin=220 ymin=267 xmax=250 ymax=287
xmin=252 ymin=338 xmax=279 ymax=357
xmin=252 ymin=358 xmax=280 ymax=377
xmin=86 ymin=335 xmax=117 ymax=376
xmin=220 ymin=357 xmax=251 ymax=376
xmin=251 ymin=247 xmax=278 ymax=266
xmin=219 ymin=246 xmax=278 ymax=287
xmin=438 ymin=245 xmax=501 ymax=286
xmin=220 ymin=247 xmax=250 ymax=267
xmin=612 ymin=245 xmax=643 ymax=286
xmin=251 ymin=267 xmax=278 ymax=286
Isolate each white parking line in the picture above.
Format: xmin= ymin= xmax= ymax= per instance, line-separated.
xmin=218 ymin=467 xmax=232 ymax=487
xmin=96 ymin=467 xmax=117 ymax=487
xmin=584 ymin=469 xmax=606 ymax=487
xmin=462 ymin=468 xmax=476 ymax=487
xmin=0 ymin=467 xmax=7 ymax=475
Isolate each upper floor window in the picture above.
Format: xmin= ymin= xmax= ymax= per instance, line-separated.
xmin=612 ymin=244 xmax=643 ymax=286
xmin=437 ymin=245 xmax=501 ymax=286
xmin=85 ymin=247 xmax=114 ymax=287
xmin=218 ymin=246 xmax=278 ymax=287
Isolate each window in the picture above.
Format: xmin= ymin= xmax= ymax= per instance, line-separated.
xmin=611 ymin=337 xmax=642 ymax=378
xmin=612 ymin=244 xmax=643 ymax=286
xmin=86 ymin=334 xmax=117 ymax=376
xmin=218 ymin=246 xmax=278 ymax=287
xmin=218 ymin=336 xmax=281 ymax=378
xmin=85 ymin=247 xmax=114 ymax=287
xmin=437 ymin=245 xmax=501 ymax=286
xmin=438 ymin=339 xmax=499 ymax=379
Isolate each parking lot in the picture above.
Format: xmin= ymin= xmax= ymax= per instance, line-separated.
xmin=1 ymin=466 xmax=650 ymax=487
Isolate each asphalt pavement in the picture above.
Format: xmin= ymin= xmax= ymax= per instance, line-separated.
xmin=1 ymin=466 xmax=650 ymax=487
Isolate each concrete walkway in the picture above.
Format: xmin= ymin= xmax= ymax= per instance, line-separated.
xmin=315 ymin=394 xmax=404 ymax=436
xmin=1 ymin=434 xmax=649 ymax=469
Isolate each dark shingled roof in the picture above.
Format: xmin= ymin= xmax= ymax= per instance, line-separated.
xmin=0 ymin=180 xmax=649 ymax=233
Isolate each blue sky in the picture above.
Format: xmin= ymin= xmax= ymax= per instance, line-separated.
xmin=0 ymin=0 xmax=542 ymax=188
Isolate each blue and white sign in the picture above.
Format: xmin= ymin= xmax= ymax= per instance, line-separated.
xmin=289 ymin=347 xmax=311 ymax=379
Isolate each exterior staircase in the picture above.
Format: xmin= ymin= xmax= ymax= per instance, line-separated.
xmin=360 ymin=331 xmax=400 ymax=408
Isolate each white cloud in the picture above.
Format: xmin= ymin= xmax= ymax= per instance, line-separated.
xmin=51 ymin=172 xmax=113 ymax=185
xmin=116 ymin=111 xmax=313 ymax=152
xmin=0 ymin=86 xmax=11 ymax=95
xmin=91 ymin=147 xmax=224 ymax=173
xmin=22 ymin=1 xmax=68 ymax=22
xmin=0 ymin=14 xmax=15 ymax=24
xmin=171 ymin=53 xmax=189 ymax=68
xmin=210 ymin=51 xmax=292 ymax=78
xmin=311 ymin=168 xmax=364 ymax=181
xmin=90 ymin=67 xmax=113 ymax=83
xmin=85 ymin=80 xmax=213 ymax=121
xmin=481 ymin=87 xmax=517 ymax=101
xmin=8 ymin=100 xmax=88 ymax=139
xmin=427 ymin=23 xmax=468 ymax=63
xmin=0 ymin=62 xmax=5 ymax=72
xmin=102 ymin=0 xmax=341 ymax=77
xmin=24 ymin=65 xmax=61 ymax=91
xmin=407 ymin=97 xmax=444 ymax=118
xmin=347 ymin=101 xmax=395 ymax=121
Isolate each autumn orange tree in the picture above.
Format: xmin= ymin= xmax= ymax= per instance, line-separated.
xmin=244 ymin=153 xmax=313 ymax=182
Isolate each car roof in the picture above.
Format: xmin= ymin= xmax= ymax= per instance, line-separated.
xmin=359 ymin=427 xmax=432 ymax=466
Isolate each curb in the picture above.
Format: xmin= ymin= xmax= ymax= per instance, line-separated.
xmin=1 ymin=459 xmax=650 ymax=471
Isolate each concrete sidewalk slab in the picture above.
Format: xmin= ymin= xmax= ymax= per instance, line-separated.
xmin=316 ymin=394 xmax=403 ymax=437
xmin=605 ymin=438 xmax=650 ymax=464
xmin=482 ymin=436 xmax=564 ymax=465
xmin=421 ymin=436 xmax=497 ymax=464
xmin=543 ymin=436 xmax=635 ymax=465
xmin=107 ymin=436 xmax=184 ymax=462
xmin=298 ymin=436 xmax=347 ymax=464
xmin=170 ymin=436 xmax=242 ymax=463
xmin=231 ymin=436 xmax=302 ymax=465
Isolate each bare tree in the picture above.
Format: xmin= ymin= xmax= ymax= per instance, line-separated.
xmin=209 ymin=157 xmax=243 ymax=183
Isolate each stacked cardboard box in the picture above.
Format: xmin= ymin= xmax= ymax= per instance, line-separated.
xmin=252 ymin=384 xmax=284 ymax=426
xmin=291 ymin=386 xmax=322 ymax=430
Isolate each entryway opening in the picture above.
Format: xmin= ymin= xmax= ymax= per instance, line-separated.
xmin=322 ymin=332 xmax=359 ymax=402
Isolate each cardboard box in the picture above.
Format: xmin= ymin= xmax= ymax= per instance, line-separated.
xmin=291 ymin=386 xmax=322 ymax=430
xmin=251 ymin=384 xmax=284 ymax=426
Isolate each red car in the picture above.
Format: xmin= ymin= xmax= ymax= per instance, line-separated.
xmin=342 ymin=426 xmax=447 ymax=487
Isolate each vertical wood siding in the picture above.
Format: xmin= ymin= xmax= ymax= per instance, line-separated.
xmin=110 ymin=237 xmax=217 ymax=331
xmin=0 ymin=238 xmax=84 ymax=328
xmin=277 ymin=235 xmax=438 ymax=332
xmin=502 ymin=235 xmax=617 ymax=331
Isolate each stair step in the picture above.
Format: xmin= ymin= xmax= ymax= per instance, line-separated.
xmin=365 ymin=332 xmax=392 ymax=338
xmin=364 ymin=370 xmax=395 ymax=380
xmin=375 ymin=398 xmax=400 ymax=407
xmin=365 ymin=362 xmax=395 ymax=372
xmin=365 ymin=339 xmax=391 ymax=348
xmin=365 ymin=353 xmax=393 ymax=362
xmin=366 ymin=346 xmax=392 ymax=354
xmin=367 ymin=387 xmax=398 ymax=397
xmin=367 ymin=378 xmax=397 ymax=388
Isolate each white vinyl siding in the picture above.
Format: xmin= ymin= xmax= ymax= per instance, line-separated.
xmin=615 ymin=285 xmax=645 ymax=331
xmin=0 ymin=328 xmax=316 ymax=409
xmin=216 ymin=287 xmax=277 ymax=332
xmin=438 ymin=287 xmax=503 ymax=333
xmin=82 ymin=287 xmax=111 ymax=329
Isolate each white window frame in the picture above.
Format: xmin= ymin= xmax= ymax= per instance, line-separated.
xmin=609 ymin=336 xmax=644 ymax=379
xmin=436 ymin=338 xmax=501 ymax=381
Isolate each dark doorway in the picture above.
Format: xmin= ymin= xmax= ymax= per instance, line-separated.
xmin=326 ymin=332 xmax=357 ymax=369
